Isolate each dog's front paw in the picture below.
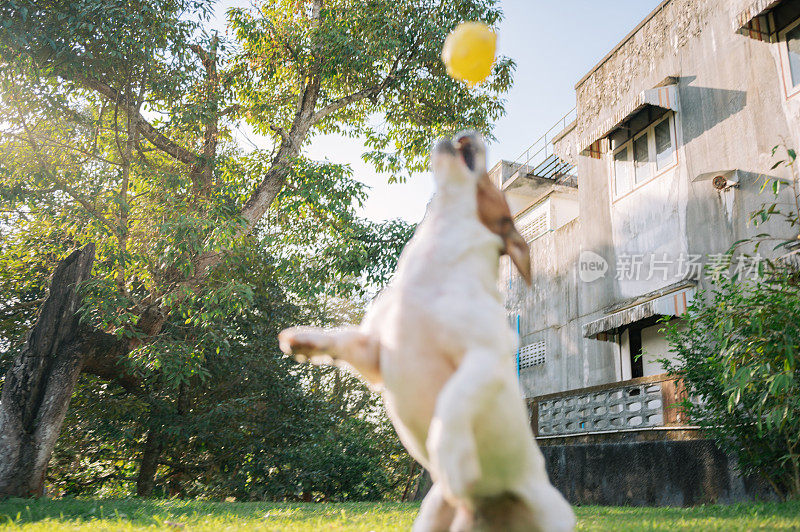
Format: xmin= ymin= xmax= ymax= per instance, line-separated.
xmin=278 ymin=327 xmax=333 ymax=363
xmin=427 ymin=419 xmax=481 ymax=502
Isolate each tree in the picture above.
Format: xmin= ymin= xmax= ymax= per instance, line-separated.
xmin=46 ymin=224 xmax=412 ymax=500
xmin=2 ymin=157 xmax=413 ymax=498
xmin=0 ymin=0 xmax=512 ymax=496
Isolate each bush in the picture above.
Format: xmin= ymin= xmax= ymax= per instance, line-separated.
xmin=663 ymin=270 xmax=800 ymax=499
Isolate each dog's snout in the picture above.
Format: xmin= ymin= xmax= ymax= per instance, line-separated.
xmin=454 ymin=131 xmax=479 ymax=146
xmin=456 ymin=134 xmax=477 ymax=171
xmin=432 ymin=132 xmax=484 ymax=173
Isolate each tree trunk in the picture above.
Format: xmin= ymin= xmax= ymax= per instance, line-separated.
xmin=135 ymin=429 xmax=163 ymax=497
xmin=401 ymin=460 xmax=418 ymax=502
xmin=409 ymin=468 xmax=432 ymax=502
xmin=0 ymin=244 xmax=95 ymax=497
xmin=167 ymin=471 xmax=184 ymax=499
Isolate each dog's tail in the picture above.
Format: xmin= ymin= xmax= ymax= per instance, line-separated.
xmin=278 ymin=326 xmax=381 ymax=385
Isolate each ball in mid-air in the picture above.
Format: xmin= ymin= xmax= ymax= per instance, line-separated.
xmin=442 ymin=22 xmax=497 ymax=86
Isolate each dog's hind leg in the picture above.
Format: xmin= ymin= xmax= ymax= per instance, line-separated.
xmin=511 ymin=480 xmax=575 ymax=532
xmin=278 ymin=326 xmax=381 ymax=385
xmin=412 ymin=483 xmax=457 ymax=532
xmin=426 ymin=349 xmax=506 ymax=503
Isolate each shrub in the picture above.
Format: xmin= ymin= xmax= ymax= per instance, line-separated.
xmin=663 ymin=273 xmax=800 ymax=499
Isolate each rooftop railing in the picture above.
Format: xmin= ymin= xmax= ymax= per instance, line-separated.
xmin=505 ymin=107 xmax=578 ymax=188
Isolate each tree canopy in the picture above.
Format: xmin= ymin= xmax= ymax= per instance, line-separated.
xmin=0 ymin=0 xmax=513 ymax=497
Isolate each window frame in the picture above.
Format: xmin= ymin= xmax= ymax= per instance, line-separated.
xmin=778 ymin=16 xmax=800 ymax=99
xmin=631 ymin=127 xmax=652 ymax=185
xmin=612 ymin=144 xmax=632 ymax=197
xmin=610 ymin=112 xmax=677 ymax=202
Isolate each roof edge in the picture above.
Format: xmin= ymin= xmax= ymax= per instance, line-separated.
xmin=575 ymin=0 xmax=673 ymax=90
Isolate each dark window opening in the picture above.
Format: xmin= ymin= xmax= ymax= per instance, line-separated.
xmin=774 ymin=3 xmax=800 ymax=34
xmin=629 ymin=327 xmax=644 ymax=379
xmin=609 ymin=106 xmax=669 ymax=149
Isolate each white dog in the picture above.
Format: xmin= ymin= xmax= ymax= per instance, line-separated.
xmin=279 ymin=132 xmax=575 ymax=532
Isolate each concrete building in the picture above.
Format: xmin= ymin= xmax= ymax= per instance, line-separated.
xmin=491 ymin=0 xmax=800 ymax=504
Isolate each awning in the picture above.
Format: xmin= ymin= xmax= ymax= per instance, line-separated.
xmin=578 ymin=82 xmax=679 ymax=154
xmin=734 ymin=0 xmax=781 ymax=41
xmin=583 ymin=281 xmax=696 ymax=340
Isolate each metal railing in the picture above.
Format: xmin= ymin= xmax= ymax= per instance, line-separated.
xmin=528 ymin=374 xmax=688 ymax=437
xmin=505 ymin=107 xmax=578 ymax=187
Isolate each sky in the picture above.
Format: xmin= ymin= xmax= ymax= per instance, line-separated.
xmin=213 ymin=0 xmax=663 ymax=223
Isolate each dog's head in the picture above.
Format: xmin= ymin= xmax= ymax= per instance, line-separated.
xmin=431 ymin=131 xmax=532 ymax=285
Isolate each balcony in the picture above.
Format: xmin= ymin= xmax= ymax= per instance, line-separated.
xmin=528 ymin=374 xmax=691 ymax=438
xmin=503 ymin=108 xmax=578 ymax=190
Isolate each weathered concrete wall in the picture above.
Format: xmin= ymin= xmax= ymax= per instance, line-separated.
xmin=576 ymin=0 xmax=714 ymax=140
xmin=576 ymin=0 xmax=799 ymax=281
xmin=511 ymin=216 xmax=617 ymax=397
xmin=551 ymin=194 xmax=580 ymax=230
xmin=488 ymin=160 xmax=521 ymax=187
xmin=609 ymin=157 xmax=688 ymax=299
xmin=553 ymin=120 xmax=578 ymax=167
xmin=541 ymin=438 xmax=775 ymax=506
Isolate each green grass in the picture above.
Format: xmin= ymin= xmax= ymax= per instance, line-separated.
xmin=0 ymin=498 xmax=797 ymax=531
xmin=574 ymin=502 xmax=800 ymax=531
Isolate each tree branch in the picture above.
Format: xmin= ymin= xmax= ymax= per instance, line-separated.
xmin=11 ymin=101 xmax=116 ymax=233
xmin=189 ymin=37 xmax=223 ymax=195
xmin=80 ymin=328 xmax=146 ymax=398
xmin=311 ymin=50 xmax=405 ymax=124
xmin=71 ymin=74 xmax=200 ymax=166
xmin=311 ymin=85 xmax=381 ymax=124
xmin=219 ymin=104 xmax=241 ymax=117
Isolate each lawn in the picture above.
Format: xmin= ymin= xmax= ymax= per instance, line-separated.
xmin=0 ymin=498 xmax=797 ymax=531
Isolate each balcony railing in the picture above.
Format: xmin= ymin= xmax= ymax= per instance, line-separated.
xmin=528 ymin=374 xmax=688 ymax=438
xmin=504 ymin=107 xmax=578 ymax=188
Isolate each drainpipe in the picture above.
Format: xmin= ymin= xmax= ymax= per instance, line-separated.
xmin=516 ymin=315 xmax=521 ymax=378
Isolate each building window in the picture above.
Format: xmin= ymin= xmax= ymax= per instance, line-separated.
xmin=654 ymin=118 xmax=674 ymax=170
xmin=519 ymin=341 xmax=546 ymax=369
xmin=611 ymin=112 xmax=676 ymax=199
xmin=517 ymin=201 xmax=550 ymax=242
xmin=613 ymin=146 xmax=631 ymax=196
xmin=779 ymin=17 xmax=800 ymax=97
xmin=633 ymin=132 xmax=651 ymax=184
xmin=587 ymin=140 xmax=603 ymax=159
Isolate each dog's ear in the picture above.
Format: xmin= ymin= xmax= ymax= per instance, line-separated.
xmin=476 ymin=174 xmax=532 ymax=285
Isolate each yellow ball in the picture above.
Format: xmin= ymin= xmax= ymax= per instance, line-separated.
xmin=442 ymin=22 xmax=497 ymax=86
